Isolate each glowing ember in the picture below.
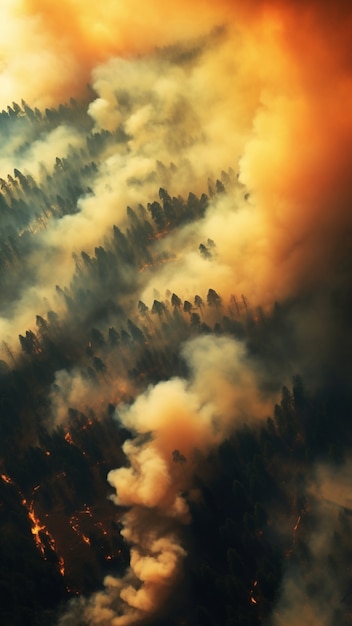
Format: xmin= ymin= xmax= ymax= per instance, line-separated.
xmin=250 ymin=580 xmax=258 ymax=605
xmin=65 ymin=432 xmax=74 ymax=445
xmin=28 ymin=503 xmax=46 ymax=555
xmin=1 ymin=473 xmax=13 ymax=485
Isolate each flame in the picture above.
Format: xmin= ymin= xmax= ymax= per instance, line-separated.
xmin=94 ymin=520 xmax=108 ymax=536
xmin=153 ymin=226 xmax=170 ymax=240
xmin=105 ymin=549 xmax=122 ymax=561
xmin=1 ymin=473 xmax=13 ymax=485
xmin=81 ymin=504 xmax=93 ymax=516
xmin=139 ymin=254 xmax=178 ymax=273
xmin=59 ymin=556 xmax=65 ymax=576
xmin=1 ymin=472 xmax=65 ymax=575
xmin=28 ymin=502 xmax=46 ymax=551
xmin=250 ymin=580 xmax=258 ymax=605
xmin=65 ymin=431 xmax=74 ymax=445
xmin=70 ymin=510 xmax=93 ymax=546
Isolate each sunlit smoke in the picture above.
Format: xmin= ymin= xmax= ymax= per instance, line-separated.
xmin=58 ymin=335 xmax=271 ymax=624
xmin=1 ymin=1 xmax=352 ymax=625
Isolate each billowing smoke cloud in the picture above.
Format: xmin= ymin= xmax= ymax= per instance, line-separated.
xmin=59 ymin=335 xmax=271 ymax=624
xmin=1 ymin=1 xmax=352 ymax=624
xmin=0 ymin=0 xmax=235 ymax=108
xmin=1 ymin=0 xmax=351 ymax=343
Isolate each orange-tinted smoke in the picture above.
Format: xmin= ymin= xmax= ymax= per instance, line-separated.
xmin=236 ymin=0 xmax=352 ymax=301
xmin=18 ymin=0 xmax=234 ymax=105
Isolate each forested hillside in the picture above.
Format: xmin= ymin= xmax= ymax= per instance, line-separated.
xmin=0 ymin=95 xmax=351 ymax=626
xmin=1 ymin=2 xmax=352 ymax=626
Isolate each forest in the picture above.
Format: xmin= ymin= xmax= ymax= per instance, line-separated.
xmin=0 ymin=90 xmax=351 ymax=626
xmin=3 ymin=0 xmax=352 ymax=620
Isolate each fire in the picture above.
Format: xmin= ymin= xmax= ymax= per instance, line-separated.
xmin=1 ymin=472 xmax=65 ymax=576
xmin=65 ymin=432 xmax=74 ymax=445
xmin=105 ymin=549 xmax=122 ymax=561
xmin=81 ymin=504 xmax=93 ymax=517
xmin=70 ymin=511 xmax=93 ymax=545
xmin=1 ymin=473 xmax=13 ymax=485
xmin=28 ymin=502 xmax=46 ymax=555
xmin=94 ymin=520 xmax=108 ymax=535
xmin=139 ymin=254 xmax=178 ymax=273
xmin=59 ymin=556 xmax=65 ymax=576
xmin=139 ymin=262 xmax=153 ymax=273
xmin=250 ymin=580 xmax=258 ymax=605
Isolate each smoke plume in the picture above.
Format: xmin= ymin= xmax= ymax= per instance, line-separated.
xmin=59 ymin=335 xmax=271 ymax=624
xmin=1 ymin=1 xmax=352 ymax=625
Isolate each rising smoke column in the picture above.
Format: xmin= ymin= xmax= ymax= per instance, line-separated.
xmin=58 ymin=336 xmax=271 ymax=625
xmin=1 ymin=0 xmax=352 ymax=624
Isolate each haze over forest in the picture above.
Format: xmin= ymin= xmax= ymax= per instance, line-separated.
xmin=1 ymin=1 xmax=352 ymax=625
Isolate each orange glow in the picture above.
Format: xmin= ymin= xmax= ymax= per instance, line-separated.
xmin=1 ymin=473 xmax=13 ymax=485
xmin=65 ymin=432 xmax=74 ymax=445
xmin=27 ymin=502 xmax=47 ymax=555
xmin=59 ymin=556 xmax=65 ymax=576
xmin=250 ymin=580 xmax=258 ymax=605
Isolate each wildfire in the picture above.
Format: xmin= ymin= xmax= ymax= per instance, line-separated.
xmin=94 ymin=520 xmax=108 ymax=535
xmin=105 ymin=549 xmax=122 ymax=561
xmin=81 ymin=504 xmax=93 ymax=517
xmin=70 ymin=512 xmax=92 ymax=546
xmin=1 ymin=473 xmax=13 ymax=485
xmin=1 ymin=472 xmax=65 ymax=577
xmin=153 ymin=222 xmax=171 ymax=240
xmin=65 ymin=432 xmax=74 ymax=445
xmin=139 ymin=262 xmax=153 ymax=273
xmin=139 ymin=254 xmax=178 ymax=273
xmin=59 ymin=556 xmax=65 ymax=576
xmin=28 ymin=502 xmax=46 ymax=555
xmin=250 ymin=580 xmax=258 ymax=605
